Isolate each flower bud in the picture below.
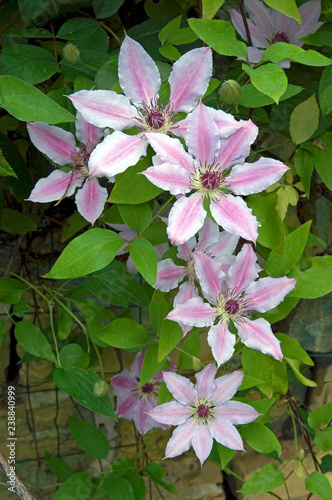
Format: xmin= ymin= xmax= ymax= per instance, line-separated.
xmin=219 ymin=79 xmax=241 ymax=105
xmin=94 ymin=380 xmax=109 ymax=397
xmin=63 ymin=43 xmax=80 ymax=63
xmin=192 ymin=357 xmax=203 ymax=371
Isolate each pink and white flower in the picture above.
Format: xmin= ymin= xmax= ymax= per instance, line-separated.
xmin=27 ymin=114 xmax=109 ymax=224
xmin=230 ymin=0 xmax=322 ymax=66
xmin=111 ymin=350 xmax=174 ymax=434
xmin=68 ymin=35 xmax=213 ymax=178
xmin=167 ymin=244 xmax=296 ymax=366
xmin=142 ymin=102 xmax=288 ymax=244
xmin=148 ymin=364 xmax=259 ymax=464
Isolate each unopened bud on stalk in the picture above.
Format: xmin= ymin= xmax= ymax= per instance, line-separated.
xmin=94 ymin=380 xmax=109 ymax=397
xmin=219 ymin=79 xmax=241 ymax=105
xmin=192 ymin=357 xmax=203 ymax=371
xmin=63 ymin=43 xmax=80 ymax=63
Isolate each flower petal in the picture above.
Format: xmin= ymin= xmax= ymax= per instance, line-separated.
xmin=210 ymin=195 xmax=258 ymax=242
xmin=207 ymin=321 xmax=236 ymax=367
xmin=208 ymin=417 xmax=244 ymax=450
xmin=165 ymin=419 xmax=196 ymax=459
xmin=177 ymin=237 xmax=196 ymax=260
xmin=27 ymin=122 xmax=77 ymax=166
xmin=207 ymin=231 xmax=239 ymax=260
xmin=111 ymin=370 xmax=137 ymax=394
xmin=196 ymin=217 xmax=220 ymax=252
xmin=149 ymin=401 xmax=192 ymax=425
xmin=192 ymin=422 xmax=214 ymax=465
xmin=215 ymin=401 xmax=260 ymax=425
xmin=244 ymin=0 xmax=273 ymax=41
xmin=142 ymin=164 xmax=191 ymax=195
xmin=169 ymin=47 xmax=212 ymax=113
xmin=88 ymin=131 xmax=148 ymax=178
xmin=236 ymin=318 xmax=283 ymax=361
xmin=228 ymin=157 xmax=289 ymax=196
xmin=133 ymin=397 xmax=158 ymax=434
xmin=69 ymin=90 xmax=136 ymax=130
xmin=193 ymin=250 xmax=224 ymax=303
xmin=215 ymin=120 xmax=258 ymax=169
xmin=163 ymin=371 xmax=198 ymax=405
xmin=75 ymin=112 xmax=104 ymax=147
xmin=195 ymin=364 xmax=217 ymax=400
xmin=116 ymin=393 xmax=138 ymax=418
xmin=119 ymin=35 xmax=160 ymax=106
xmin=212 ymin=371 xmax=244 ymax=405
xmin=146 ymin=133 xmax=193 ymax=172
xmin=227 ymin=243 xmax=258 ymax=292
xmin=168 ymin=193 xmax=206 ymax=245
xmin=173 ymin=282 xmax=199 ymax=337
xmin=154 ymin=259 xmax=186 ymax=292
xmin=27 ymin=170 xmax=82 ymax=202
xmin=75 ymin=177 xmax=108 ymax=224
xmin=167 ymin=297 xmax=216 ymax=328
xmin=229 ymin=9 xmax=270 ymax=47
xmin=208 ymin=108 xmax=250 ymax=138
xmin=186 ymin=103 xmax=220 ymax=165
xmin=246 ymin=276 xmax=297 ymax=313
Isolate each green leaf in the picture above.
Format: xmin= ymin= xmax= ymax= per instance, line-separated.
xmin=59 ymin=344 xmax=89 ymax=370
xmin=45 ymin=229 xmax=123 ymax=279
xmin=301 ymin=132 xmax=332 ymax=190
xmin=300 ymin=31 xmax=332 ymax=47
xmin=69 ymin=416 xmax=110 ymax=459
xmin=0 ymin=76 xmax=75 ymax=124
xmin=315 ymin=427 xmax=332 ymax=452
xmin=305 ymin=471 xmax=332 ymax=500
xmin=294 ymin=148 xmax=314 ymax=197
xmin=44 ymin=451 xmax=73 ymax=482
xmin=264 ymin=0 xmax=301 ymax=22
xmin=118 ymin=203 xmax=152 ymax=232
xmin=242 ymin=63 xmax=287 ymax=104
xmin=240 ymin=423 xmax=281 ymax=456
xmin=140 ymin=344 xmax=168 ymax=386
xmin=57 ymin=18 xmax=101 ymax=40
xmin=15 ymin=321 xmax=56 ymax=363
xmin=61 ymin=49 xmax=110 ymax=81
xmin=149 ymin=289 xmax=172 ymax=335
xmin=92 ymin=319 xmax=150 ymax=349
xmin=145 ymin=463 xmax=178 ymax=495
xmin=129 ymin=238 xmax=157 ymax=285
xmin=319 ymin=65 xmax=332 ymax=116
xmin=126 ymin=16 xmax=173 ymax=60
xmin=86 ymin=260 xmax=149 ymax=309
xmin=95 ymin=61 xmax=118 ymax=90
xmin=202 ymin=0 xmax=225 ymax=19
xmin=285 ymin=358 xmax=317 ymax=387
xmin=321 ymin=455 xmax=332 ymax=473
xmin=217 ymin=443 xmax=236 ymax=470
xmin=159 ymin=44 xmax=181 ymax=61
xmin=188 ymin=19 xmax=247 ymax=58
xmin=275 ymin=333 xmax=313 ymax=366
xmin=0 ymin=45 xmax=59 ymax=85
xmin=0 ymin=148 xmax=17 ymax=177
xmin=289 ymin=256 xmax=332 ymax=298
xmin=178 ymin=329 xmax=200 ymax=370
xmin=107 ymin=477 xmax=135 ymax=500
xmin=57 ymin=302 xmax=73 ymax=341
xmin=265 ymin=221 xmax=312 ymax=277
xmin=239 ymin=463 xmax=285 ymax=494
xmin=0 ymin=277 xmax=25 ymax=304
xmin=53 ymin=367 xmax=116 ymax=418
xmin=308 ymin=403 xmax=332 ymax=430
xmin=261 ymin=42 xmax=332 ymax=66
xmin=246 ymin=193 xmax=285 ymax=253
xmin=238 ymin=83 xmax=303 ymax=108
xmin=53 ymin=472 xmax=93 ymax=500
xmin=289 ymin=95 xmax=320 ymax=145
xmin=0 ymin=320 xmax=6 ymax=348
xmin=158 ymin=319 xmax=183 ymax=362
xmin=93 ymin=0 xmax=124 ymax=18
xmin=110 ymin=156 xmax=163 ymax=204
xmin=140 ymin=220 xmax=168 ymax=246
xmin=259 ymin=295 xmax=300 ymax=325
xmin=157 ymin=380 xmax=173 ymax=405
xmin=159 ymin=16 xmax=181 ymax=44
xmin=0 ymin=208 xmax=37 ymax=234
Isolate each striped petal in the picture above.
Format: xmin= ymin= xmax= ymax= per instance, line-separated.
xmin=146 ymin=133 xmax=193 ymax=172
xmin=148 ymin=401 xmax=192 ymax=426
xmin=186 ymin=103 xmax=220 ymax=165
xmin=193 ymin=250 xmax=224 ymax=304
xmin=88 ymin=131 xmax=148 ymax=178
xmin=119 ymin=36 xmax=160 ymax=105
xmin=212 ymin=371 xmax=244 ymax=405
xmin=142 ymin=164 xmax=191 ymax=195
xmin=196 ymin=217 xmax=220 ymax=252
xmin=169 ymin=46 xmax=212 ymax=113
xmin=69 ymin=90 xmax=136 ymax=130
xmin=163 ymin=371 xmax=198 ymax=405
xmin=168 ymin=193 xmax=206 ymax=245
xmin=165 ymin=419 xmax=197 ymax=459
xmin=192 ymin=423 xmax=214 ymax=465
xmin=244 ymin=0 xmax=273 ymax=41
xmin=111 ymin=370 xmax=137 ymax=393
xmin=27 ymin=170 xmax=82 ymax=202
xmin=215 ymin=401 xmax=260 ymax=425
xmin=215 ymin=120 xmax=258 ymax=169
xmin=210 ymin=195 xmax=258 ymax=243
xmin=133 ymin=397 xmax=158 ymax=434
xmin=245 ymin=276 xmax=297 ymax=313
xmin=227 ymin=244 xmax=258 ymax=292
xmin=207 ymin=231 xmax=239 ymax=260
xmin=75 ymin=112 xmax=104 ymax=147
xmin=154 ymin=259 xmax=186 ymax=292
xmin=208 ymin=418 xmax=244 ymax=450
xmin=195 ymin=364 xmax=217 ymax=400
xmin=75 ymin=177 xmax=108 ymax=224
xmin=207 ymin=321 xmax=236 ymax=367
xmin=167 ymin=297 xmax=216 ymax=328
xmin=236 ymin=318 xmax=283 ymax=361
xmin=116 ymin=393 xmax=138 ymax=418
xmin=27 ymin=122 xmax=77 ymax=166
xmin=228 ymin=157 xmax=289 ymax=195
xmin=208 ymin=108 xmax=247 ymax=138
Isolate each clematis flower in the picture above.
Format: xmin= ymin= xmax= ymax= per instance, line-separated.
xmin=148 ymin=364 xmax=260 ymax=464
xmin=142 ymin=102 xmax=288 ymax=244
xmin=111 ymin=350 xmax=175 ymax=434
xmin=68 ymin=35 xmax=216 ymax=178
xmin=26 ymin=114 xmax=109 ymax=224
xmin=167 ymin=244 xmax=296 ymax=366
xmin=230 ymin=0 xmax=322 ymax=67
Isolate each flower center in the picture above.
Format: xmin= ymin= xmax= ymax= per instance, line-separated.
xmin=141 ymin=382 xmax=154 ymax=394
xmin=217 ymin=288 xmax=253 ymax=323
xmin=200 ymin=171 xmax=222 ymax=190
xmin=197 ymin=404 xmax=210 ymax=419
xmin=146 ymin=109 xmax=165 ymax=129
xmin=135 ymin=98 xmax=175 ymax=134
xmin=271 ymin=31 xmax=289 ymax=44
xmin=224 ymin=298 xmax=239 ymax=315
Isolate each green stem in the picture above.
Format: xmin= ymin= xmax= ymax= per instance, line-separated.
xmin=224 ymin=467 xmax=245 ymax=483
xmin=150 ymin=196 xmax=175 ymax=224
xmin=49 ymin=302 xmax=61 ymax=367
xmin=289 ymin=404 xmax=298 ymax=455
xmin=0 ymin=268 xmax=49 ymax=303
xmin=92 ymin=340 xmax=104 ymax=379
xmin=253 ymin=141 xmax=292 ymax=154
